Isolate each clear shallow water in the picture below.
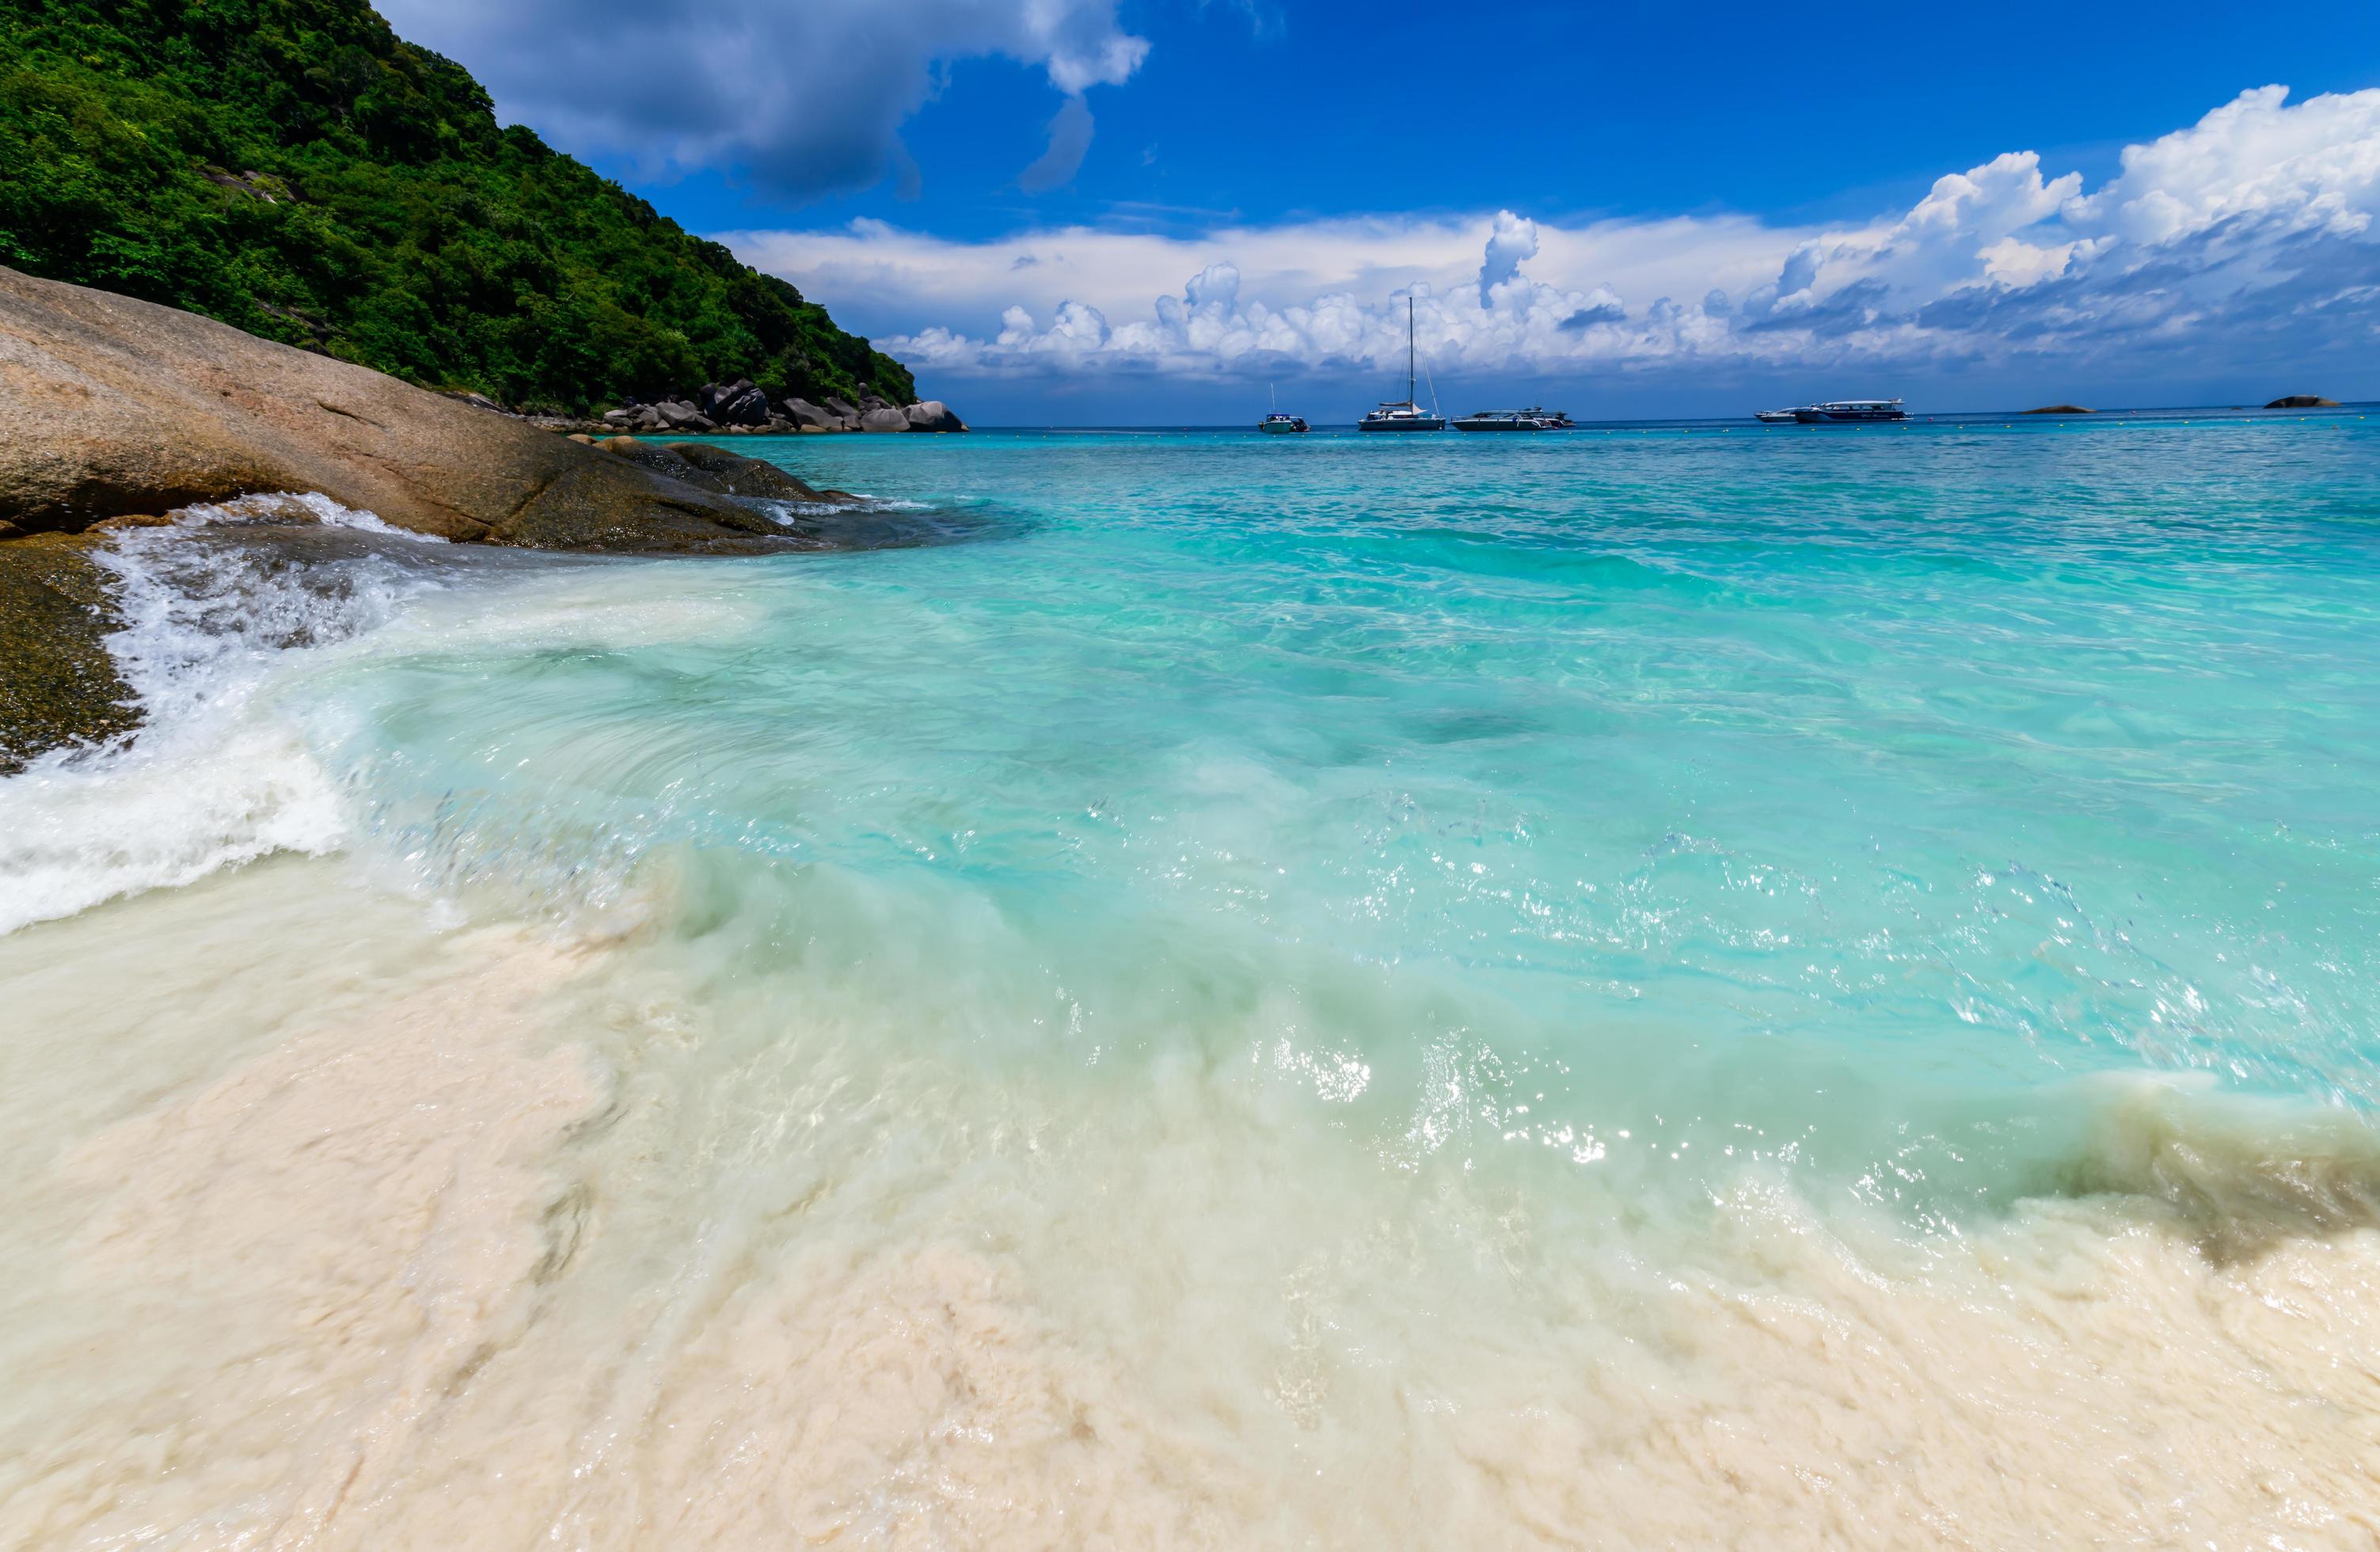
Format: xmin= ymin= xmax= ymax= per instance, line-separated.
xmin=5 ymin=414 xmax=2380 ymax=1545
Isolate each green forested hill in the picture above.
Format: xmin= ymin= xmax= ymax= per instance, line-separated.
xmin=0 ymin=0 xmax=914 ymax=412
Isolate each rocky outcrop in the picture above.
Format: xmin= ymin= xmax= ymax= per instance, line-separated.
xmin=0 ymin=532 xmax=139 ymax=775
xmin=699 ymin=378 xmax=773 ymax=428
xmin=592 ymin=378 xmax=978 ymax=437
xmin=781 ymin=397 xmax=837 ymax=432
xmin=903 ymin=400 xmax=967 ymax=432
xmin=2265 ymin=394 xmax=2340 ymax=409
xmin=0 ymin=265 xmax=843 ymax=550
xmin=0 ymin=266 xmax=906 ymax=769
xmin=598 ymin=439 xmax=854 ymax=503
xmin=2022 ymin=405 xmax=2093 ymax=414
xmin=859 ymin=406 xmax=911 ymax=433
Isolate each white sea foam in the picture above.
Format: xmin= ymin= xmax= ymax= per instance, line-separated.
xmin=755 ymin=497 xmax=858 ymax=524
xmin=0 ymin=496 xmax=442 ymax=934
xmin=165 ymin=488 xmax=452 ymax=542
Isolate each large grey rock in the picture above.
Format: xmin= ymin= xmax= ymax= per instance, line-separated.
xmin=823 ymin=398 xmax=858 ymax=420
xmin=715 ymin=384 xmax=771 ymax=426
xmin=654 ymin=400 xmax=714 ymax=432
xmin=903 ymin=400 xmax=967 ymax=432
xmin=0 ymin=264 xmax=810 ymax=550
xmin=781 ymin=397 xmax=836 ymax=431
xmin=697 ymin=378 xmax=763 ymax=420
xmin=859 ymin=406 xmax=911 ymax=433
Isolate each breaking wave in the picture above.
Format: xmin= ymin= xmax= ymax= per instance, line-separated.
xmin=0 ymin=496 xmax=453 ymax=933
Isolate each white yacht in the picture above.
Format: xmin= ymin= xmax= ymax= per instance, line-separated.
xmin=1793 ymin=398 xmax=1907 ymax=424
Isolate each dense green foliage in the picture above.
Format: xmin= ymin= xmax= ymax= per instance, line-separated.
xmin=0 ymin=0 xmax=913 ymax=412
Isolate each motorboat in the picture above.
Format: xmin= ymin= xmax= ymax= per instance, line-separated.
xmin=1453 ymin=410 xmax=1542 ymax=432
xmin=1260 ymin=383 xmax=1309 ymax=434
xmin=1793 ymin=398 xmax=1907 ymax=424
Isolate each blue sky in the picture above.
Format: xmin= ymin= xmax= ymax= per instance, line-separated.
xmin=382 ymin=2 xmax=2380 ymax=421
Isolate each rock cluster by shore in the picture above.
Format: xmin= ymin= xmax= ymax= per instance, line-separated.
xmin=0 ymin=265 xmax=908 ymax=771
xmin=598 ymin=379 xmax=967 ymax=437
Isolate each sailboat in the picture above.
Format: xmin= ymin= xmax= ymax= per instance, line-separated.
xmin=1359 ymin=298 xmax=1446 ymax=432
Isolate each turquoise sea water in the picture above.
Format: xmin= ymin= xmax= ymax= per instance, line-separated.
xmin=372 ymin=414 xmax=2380 ymax=1187
xmin=6 ymin=409 xmax=2380 ymax=1542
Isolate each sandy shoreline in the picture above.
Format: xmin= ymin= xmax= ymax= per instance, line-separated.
xmin=2 ymin=850 xmax=2378 ymax=1547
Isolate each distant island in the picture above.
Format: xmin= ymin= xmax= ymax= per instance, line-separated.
xmin=2022 ymin=405 xmax=2094 ymax=414
xmin=0 ymin=0 xmax=916 ymax=417
xmin=2265 ymin=395 xmax=2341 ymax=409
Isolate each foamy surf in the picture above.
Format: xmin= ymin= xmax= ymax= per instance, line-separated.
xmin=0 ymin=495 xmax=447 ymax=933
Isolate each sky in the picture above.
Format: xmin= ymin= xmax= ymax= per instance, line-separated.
xmin=376 ymin=1 xmax=2380 ymax=423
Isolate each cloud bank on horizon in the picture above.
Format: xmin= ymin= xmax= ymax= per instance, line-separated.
xmin=730 ymin=86 xmax=2380 ymax=392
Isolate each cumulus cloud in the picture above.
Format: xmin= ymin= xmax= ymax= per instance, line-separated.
xmin=731 ymin=85 xmax=2380 ymax=388
xmin=1480 ymin=211 xmax=1539 ymax=305
xmin=2075 ymin=84 xmax=2380 ymax=244
xmin=374 ymin=0 xmax=1148 ymax=197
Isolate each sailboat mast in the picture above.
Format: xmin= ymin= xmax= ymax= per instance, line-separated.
xmin=1407 ymin=296 xmax=1416 ymax=405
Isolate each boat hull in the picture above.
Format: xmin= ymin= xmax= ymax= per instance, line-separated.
xmin=1358 ymin=417 xmax=1447 ymax=432
xmin=1793 ymin=407 xmax=1907 ymax=424
xmin=1260 ymin=420 xmax=1307 ymax=435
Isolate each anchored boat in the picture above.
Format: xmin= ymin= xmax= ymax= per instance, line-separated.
xmin=1793 ymin=398 xmax=1907 ymax=424
xmin=1454 ymin=410 xmax=1538 ymax=432
xmin=1259 ymin=384 xmax=1309 ymax=434
xmin=1454 ymin=407 xmax=1572 ymax=432
xmin=1359 ymin=299 xmax=1446 ymax=433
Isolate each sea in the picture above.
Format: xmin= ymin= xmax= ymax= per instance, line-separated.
xmin=3 ymin=408 xmax=2378 ymax=1546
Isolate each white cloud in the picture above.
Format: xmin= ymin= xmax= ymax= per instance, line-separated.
xmin=727 ymin=86 xmax=2380 ymax=386
xmin=2074 ymin=85 xmax=2380 ymax=244
xmin=1480 ymin=211 xmax=1539 ymax=305
xmin=374 ymin=0 xmax=1148 ymax=197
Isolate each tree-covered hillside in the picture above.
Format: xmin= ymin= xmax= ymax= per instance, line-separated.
xmin=0 ymin=0 xmax=914 ymax=412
